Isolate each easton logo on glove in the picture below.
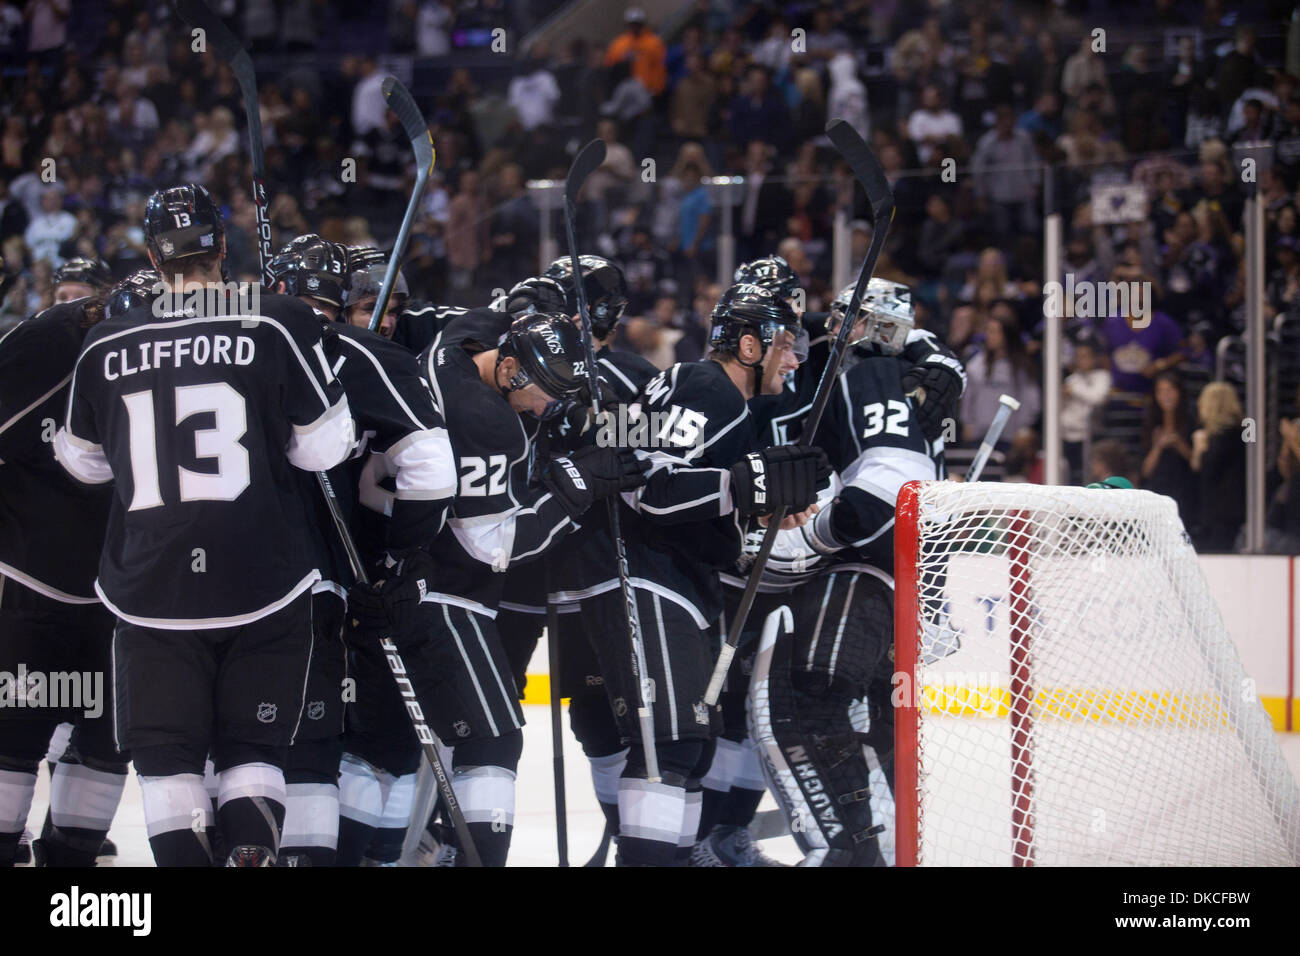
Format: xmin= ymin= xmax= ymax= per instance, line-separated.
xmin=729 ymin=445 xmax=831 ymax=516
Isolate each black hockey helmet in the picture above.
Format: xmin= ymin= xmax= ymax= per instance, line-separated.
xmin=502 ymin=276 xmax=571 ymax=317
xmin=54 ymin=257 xmax=113 ymax=291
xmin=733 ymin=255 xmax=801 ymax=300
xmin=497 ymin=312 xmax=586 ymax=400
xmin=345 ymin=246 xmax=407 ymax=303
xmin=104 ymin=269 xmax=163 ymax=320
xmin=709 ymin=282 xmax=805 ymax=367
xmin=269 ymin=234 xmax=349 ymax=308
xmin=143 ymin=183 xmax=224 ymax=264
xmin=543 ymin=254 xmax=629 ymax=337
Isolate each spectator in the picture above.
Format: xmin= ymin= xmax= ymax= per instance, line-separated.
xmin=737 ymin=139 xmax=789 ymax=261
xmin=23 ymin=189 xmax=76 ymax=266
xmin=826 ymin=52 xmax=869 ymax=142
xmin=1061 ymin=35 xmax=1114 ymax=108
xmin=1139 ymin=372 xmax=1197 ymax=524
xmin=183 ymin=107 xmax=239 ymax=182
xmin=1214 ymin=26 xmax=1264 ymax=114
xmin=603 ymin=7 xmax=667 ymax=98
xmin=801 ymin=7 xmax=850 ymax=66
xmin=1088 ymin=438 xmax=1136 ymax=486
xmin=730 ymin=65 xmax=790 ymax=151
xmin=652 ymin=142 xmax=710 ymax=251
xmin=1102 ymin=289 xmax=1183 ymax=397
xmin=1191 ymin=382 xmax=1246 ymax=551
xmin=350 ymin=57 xmax=387 ymax=138
xmin=670 ymin=52 xmax=716 ymax=141
xmin=622 ymin=302 xmax=683 ymax=370
xmin=25 ymin=0 xmax=69 ymax=58
xmin=1018 ymin=91 xmax=1063 ymax=140
xmin=445 ymin=169 xmax=485 ymax=298
xmin=417 ymin=0 xmax=453 ymax=56
xmin=907 ymin=85 xmax=962 ymax=166
xmin=961 ymin=310 xmax=1041 ymax=445
xmin=1269 ymin=395 xmax=1300 ymax=550
xmin=509 ymin=48 xmax=562 ymax=132
xmin=486 ymin=162 xmax=537 ymax=289
xmin=971 ymin=104 xmax=1041 ymax=242
xmin=1061 ymin=337 xmax=1112 ymax=484
xmin=917 ymin=193 xmax=963 ymax=275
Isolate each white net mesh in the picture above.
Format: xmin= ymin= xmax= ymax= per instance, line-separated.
xmin=898 ymin=481 xmax=1300 ymax=867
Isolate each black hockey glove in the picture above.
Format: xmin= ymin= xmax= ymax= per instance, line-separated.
xmin=346 ymin=549 xmax=436 ymax=649
xmin=729 ymin=445 xmax=832 ymax=516
xmin=902 ymin=359 xmax=964 ymax=444
xmin=541 ymin=445 xmax=650 ymax=519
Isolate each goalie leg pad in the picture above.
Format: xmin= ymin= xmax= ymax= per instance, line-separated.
xmin=749 ymin=606 xmax=883 ymax=866
xmin=788 ymin=571 xmax=893 ymax=699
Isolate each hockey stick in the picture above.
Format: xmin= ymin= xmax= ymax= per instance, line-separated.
xmin=563 ymin=139 xmax=661 ymax=783
xmin=368 ymin=77 xmax=435 ymax=333
xmin=173 ymin=0 xmax=273 ymax=286
xmin=964 ymin=394 xmax=1021 ymax=482
xmin=703 ymin=119 xmax=895 ymax=707
xmin=545 ymin=572 xmax=569 ymax=866
xmin=173 ymin=5 xmax=480 ymax=866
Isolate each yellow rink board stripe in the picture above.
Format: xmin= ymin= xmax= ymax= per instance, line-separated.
xmin=523 ymin=673 xmax=1293 ymax=732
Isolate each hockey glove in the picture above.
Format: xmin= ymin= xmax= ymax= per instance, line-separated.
xmin=541 ymin=445 xmax=650 ymax=519
xmin=902 ymin=359 xmax=964 ymax=444
xmin=729 ymin=445 xmax=832 ymax=517
xmin=346 ymin=548 xmax=437 ymax=648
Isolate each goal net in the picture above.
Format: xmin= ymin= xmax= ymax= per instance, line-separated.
xmin=894 ymin=481 xmax=1300 ymax=866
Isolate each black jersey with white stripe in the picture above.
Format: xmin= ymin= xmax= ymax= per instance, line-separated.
xmin=0 ymin=302 xmax=112 ymax=602
xmin=393 ymin=301 xmax=474 ymax=355
xmin=559 ymin=360 xmax=753 ymax=628
xmin=419 ymin=321 xmax=578 ymax=615
xmin=55 ymin=291 xmax=353 ymax=628
xmin=809 ymin=350 xmax=942 ymax=575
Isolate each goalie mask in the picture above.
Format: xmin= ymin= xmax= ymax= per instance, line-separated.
xmin=497 ymin=312 xmax=586 ymax=408
xmin=734 ymin=254 xmax=802 ymax=301
xmin=144 ymin=183 xmax=224 ymax=265
xmin=826 ymin=278 xmax=914 ymax=355
xmin=268 ymin=234 xmax=349 ymax=309
xmin=543 ymin=254 xmax=629 ymax=338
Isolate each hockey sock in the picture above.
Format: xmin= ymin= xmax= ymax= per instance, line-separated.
xmin=719 ymin=737 xmax=767 ymax=827
xmin=365 ymin=771 xmax=415 ymax=865
xmin=617 ymin=740 xmax=702 ymax=867
xmin=216 ymin=762 xmax=286 ymax=863
xmin=698 ymin=736 xmax=741 ymax=840
xmin=282 ymin=778 xmax=339 ymax=867
xmin=42 ymin=759 xmax=127 ymax=866
xmin=588 ymin=748 xmax=627 ymax=834
xmin=452 ymin=731 xmax=522 ymax=867
xmin=0 ymin=763 xmax=37 ymax=867
xmin=676 ymin=737 xmax=714 ymax=863
xmin=337 ymin=752 xmax=384 ymax=867
xmin=138 ymin=773 xmax=215 ymax=866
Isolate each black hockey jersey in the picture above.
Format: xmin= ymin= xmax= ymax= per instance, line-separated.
xmin=809 ymin=350 xmax=943 ymax=574
xmin=561 ymin=359 xmax=753 ymax=628
xmin=55 ymin=291 xmax=354 ymax=627
xmin=393 ymin=301 xmax=473 ymax=355
xmin=0 ymin=302 xmax=112 ymax=602
xmin=418 ymin=320 xmax=578 ymax=614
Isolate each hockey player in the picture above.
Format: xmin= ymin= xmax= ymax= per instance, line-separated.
xmin=560 ymin=283 xmax=829 ymax=866
xmin=268 ymin=235 xmax=457 ymax=866
xmin=342 ymin=247 xmax=407 ymax=339
xmin=345 ymin=312 xmax=647 ymax=866
xmin=52 ymin=257 xmax=113 ymax=304
xmin=0 ymin=280 xmax=128 ymax=868
xmin=748 ymin=278 xmax=947 ymax=865
xmin=53 ymin=184 xmax=355 ymax=866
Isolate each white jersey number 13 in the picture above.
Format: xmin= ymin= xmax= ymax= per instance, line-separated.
xmin=121 ymin=383 xmax=251 ymax=511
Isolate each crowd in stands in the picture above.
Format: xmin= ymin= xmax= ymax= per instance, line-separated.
xmin=3 ymin=0 xmax=1300 ymax=552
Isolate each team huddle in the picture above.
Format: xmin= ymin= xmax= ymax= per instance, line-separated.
xmin=0 ymin=180 xmax=966 ymax=867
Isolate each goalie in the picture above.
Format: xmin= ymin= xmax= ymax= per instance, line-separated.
xmin=748 ymin=279 xmax=957 ymax=866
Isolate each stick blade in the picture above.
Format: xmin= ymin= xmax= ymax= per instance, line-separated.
xmin=382 ymin=76 xmax=434 ymax=171
xmin=173 ymin=0 xmax=247 ymax=66
xmin=565 ymin=140 xmax=606 ymax=206
xmin=825 ymin=119 xmax=893 ymax=225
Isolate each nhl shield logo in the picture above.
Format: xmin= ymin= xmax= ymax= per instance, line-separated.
xmin=256 ymin=702 xmax=277 ymax=724
xmin=454 ymin=720 xmax=471 ymax=738
xmin=613 ymin=697 xmax=627 ymax=717
xmin=307 ymin=700 xmax=325 ymax=720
